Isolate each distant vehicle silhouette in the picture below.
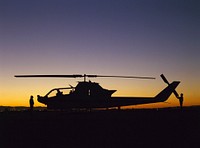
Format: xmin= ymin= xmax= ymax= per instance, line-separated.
xmin=15 ymin=74 xmax=180 ymax=110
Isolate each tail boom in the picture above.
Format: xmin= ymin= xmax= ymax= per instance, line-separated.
xmin=109 ymin=81 xmax=180 ymax=108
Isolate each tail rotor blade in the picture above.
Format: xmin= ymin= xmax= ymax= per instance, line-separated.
xmin=160 ymin=74 xmax=170 ymax=84
xmin=160 ymin=74 xmax=180 ymax=98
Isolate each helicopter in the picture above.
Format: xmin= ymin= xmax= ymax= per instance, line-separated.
xmin=15 ymin=74 xmax=180 ymax=110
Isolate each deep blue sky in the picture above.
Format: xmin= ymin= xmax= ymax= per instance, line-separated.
xmin=0 ymin=0 xmax=200 ymax=106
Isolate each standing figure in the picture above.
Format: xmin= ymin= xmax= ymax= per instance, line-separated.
xmin=29 ymin=95 xmax=34 ymax=112
xmin=178 ymin=93 xmax=184 ymax=109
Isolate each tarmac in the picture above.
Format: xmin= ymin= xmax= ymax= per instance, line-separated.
xmin=1 ymin=107 xmax=200 ymax=148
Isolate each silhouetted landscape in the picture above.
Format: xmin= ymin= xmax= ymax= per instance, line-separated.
xmin=1 ymin=106 xmax=200 ymax=148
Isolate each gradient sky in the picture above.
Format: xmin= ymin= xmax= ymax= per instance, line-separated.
xmin=0 ymin=0 xmax=200 ymax=107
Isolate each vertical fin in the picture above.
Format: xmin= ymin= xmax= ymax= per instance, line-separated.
xmin=155 ymin=81 xmax=180 ymax=102
xmin=160 ymin=74 xmax=179 ymax=98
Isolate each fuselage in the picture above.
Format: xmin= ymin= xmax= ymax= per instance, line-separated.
xmin=37 ymin=81 xmax=180 ymax=110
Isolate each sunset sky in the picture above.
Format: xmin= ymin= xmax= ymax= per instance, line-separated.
xmin=0 ymin=0 xmax=199 ymax=107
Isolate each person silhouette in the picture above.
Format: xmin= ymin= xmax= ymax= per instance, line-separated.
xmin=178 ymin=93 xmax=184 ymax=109
xmin=29 ymin=95 xmax=34 ymax=112
xmin=56 ymin=90 xmax=63 ymax=96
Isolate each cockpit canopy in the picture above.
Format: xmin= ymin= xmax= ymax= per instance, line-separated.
xmin=40 ymin=81 xmax=116 ymax=99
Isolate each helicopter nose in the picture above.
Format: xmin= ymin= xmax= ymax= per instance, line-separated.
xmin=37 ymin=95 xmax=43 ymax=102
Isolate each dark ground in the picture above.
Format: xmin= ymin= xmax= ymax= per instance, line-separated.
xmin=1 ymin=107 xmax=200 ymax=148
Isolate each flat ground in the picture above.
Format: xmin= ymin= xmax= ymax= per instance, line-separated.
xmin=1 ymin=107 xmax=200 ymax=148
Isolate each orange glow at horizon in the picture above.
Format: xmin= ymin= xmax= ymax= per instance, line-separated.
xmin=1 ymin=77 xmax=199 ymax=108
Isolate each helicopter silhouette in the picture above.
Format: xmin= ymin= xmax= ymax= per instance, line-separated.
xmin=15 ymin=74 xmax=180 ymax=110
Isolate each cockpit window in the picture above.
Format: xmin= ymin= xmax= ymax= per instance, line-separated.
xmin=46 ymin=90 xmax=57 ymax=97
xmin=45 ymin=89 xmax=72 ymax=97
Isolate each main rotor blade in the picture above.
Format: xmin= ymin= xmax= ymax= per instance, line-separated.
xmin=14 ymin=75 xmax=83 ymax=78
xmin=15 ymin=74 xmax=155 ymax=79
xmin=87 ymin=75 xmax=155 ymax=79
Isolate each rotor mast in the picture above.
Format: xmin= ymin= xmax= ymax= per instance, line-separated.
xmin=84 ymin=74 xmax=86 ymax=82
